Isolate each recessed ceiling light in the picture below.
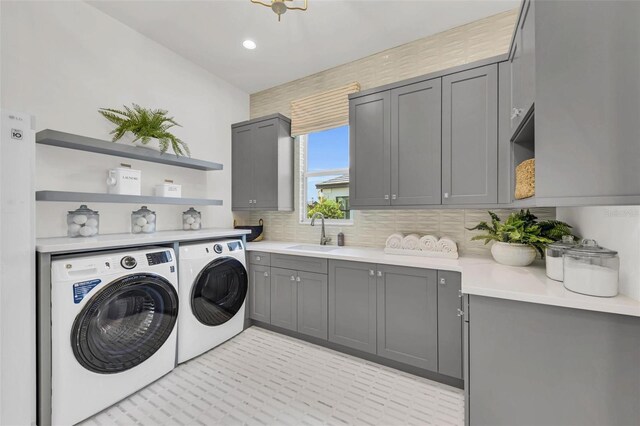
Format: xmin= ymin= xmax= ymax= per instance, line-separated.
xmin=243 ymin=40 xmax=257 ymax=50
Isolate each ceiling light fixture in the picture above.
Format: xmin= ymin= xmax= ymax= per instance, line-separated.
xmin=250 ymin=0 xmax=308 ymax=22
xmin=242 ymin=39 xmax=257 ymax=50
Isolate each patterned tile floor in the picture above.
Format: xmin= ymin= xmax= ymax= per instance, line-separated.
xmin=82 ymin=327 xmax=465 ymax=426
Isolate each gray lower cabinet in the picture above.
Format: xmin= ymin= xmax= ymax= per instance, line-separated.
xmin=349 ymin=91 xmax=391 ymax=207
xmin=376 ymin=265 xmax=438 ymax=370
xmin=442 ymin=64 xmax=498 ymax=205
xmin=468 ymin=295 xmax=640 ymax=426
xmin=328 ymin=260 xmax=377 ymax=354
xmin=437 ymin=271 xmax=462 ymax=379
xmin=248 ymin=264 xmax=271 ymax=323
xmin=390 ymin=79 xmax=442 ymax=206
xmin=297 ymin=271 xmax=328 ymax=339
xmin=269 ymin=267 xmax=297 ymax=331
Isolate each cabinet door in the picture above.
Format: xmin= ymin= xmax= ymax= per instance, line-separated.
xmin=297 ymin=271 xmax=328 ymax=340
xmin=390 ymin=79 xmax=442 ymax=206
xmin=510 ymin=0 xmax=535 ymax=134
xmin=376 ymin=265 xmax=438 ymax=370
xmin=252 ymin=118 xmax=279 ymax=209
xmin=349 ymin=92 xmax=391 ymax=207
xmin=269 ymin=267 xmax=297 ymax=331
xmin=442 ymin=64 xmax=498 ymax=205
xmin=249 ymin=264 xmax=271 ymax=323
xmin=328 ymin=260 xmax=377 ymax=354
xmin=231 ymin=124 xmax=254 ymax=210
xmin=437 ymin=271 xmax=463 ymax=379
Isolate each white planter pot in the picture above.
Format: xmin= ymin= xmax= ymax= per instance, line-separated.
xmin=134 ymin=138 xmax=162 ymax=152
xmin=491 ymin=242 xmax=537 ymax=267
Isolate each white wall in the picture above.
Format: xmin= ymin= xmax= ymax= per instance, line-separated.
xmin=1 ymin=1 xmax=249 ymax=238
xmin=557 ymin=206 xmax=640 ymax=301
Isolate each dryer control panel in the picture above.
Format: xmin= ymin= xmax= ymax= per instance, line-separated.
xmin=146 ymin=250 xmax=173 ymax=266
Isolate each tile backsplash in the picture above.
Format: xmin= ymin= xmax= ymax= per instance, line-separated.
xmin=245 ymin=208 xmax=556 ymax=256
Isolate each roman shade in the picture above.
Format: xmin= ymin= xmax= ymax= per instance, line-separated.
xmin=290 ymin=82 xmax=360 ymax=136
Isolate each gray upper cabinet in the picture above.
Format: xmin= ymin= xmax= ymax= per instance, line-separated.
xmin=231 ymin=114 xmax=293 ymax=211
xmin=390 ymin=79 xmax=442 ymax=206
xmin=297 ymin=271 xmax=328 ymax=340
xmin=328 ymin=260 xmax=377 ymax=354
xmin=269 ymin=267 xmax=297 ymax=332
xmin=442 ymin=64 xmax=498 ymax=205
xmin=376 ymin=265 xmax=438 ymax=371
xmin=437 ymin=271 xmax=463 ymax=379
xmin=349 ymin=92 xmax=391 ymax=207
xmin=510 ymin=0 xmax=535 ymax=135
xmin=249 ymin=264 xmax=271 ymax=323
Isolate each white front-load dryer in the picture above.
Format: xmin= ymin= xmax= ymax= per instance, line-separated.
xmin=50 ymin=247 xmax=179 ymax=426
xmin=178 ymin=239 xmax=248 ymax=363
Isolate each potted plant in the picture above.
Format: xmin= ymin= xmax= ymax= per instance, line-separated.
xmin=98 ymin=104 xmax=190 ymax=156
xmin=467 ymin=210 xmax=574 ymax=266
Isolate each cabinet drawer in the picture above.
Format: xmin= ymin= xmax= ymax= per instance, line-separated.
xmin=248 ymin=251 xmax=270 ymax=266
xmin=271 ymin=254 xmax=327 ymax=274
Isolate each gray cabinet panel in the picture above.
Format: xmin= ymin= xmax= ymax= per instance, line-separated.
xmin=270 ymin=254 xmax=327 ymax=275
xmin=328 ymin=260 xmax=377 ymax=354
xmin=376 ymin=265 xmax=438 ymax=370
xmin=390 ymin=79 xmax=442 ymax=206
xmin=468 ymin=295 xmax=640 ymax=426
xmin=497 ymin=61 xmax=512 ymax=204
xmin=437 ymin=271 xmax=462 ymax=379
xmin=253 ymin=119 xmax=279 ymax=209
xmin=231 ymin=125 xmax=254 ymax=210
xmin=349 ymin=92 xmax=391 ymax=207
xmin=297 ymin=271 xmax=328 ymax=340
xmin=269 ymin=267 xmax=297 ymax=331
xmin=442 ymin=64 xmax=498 ymax=205
xmin=249 ymin=264 xmax=271 ymax=323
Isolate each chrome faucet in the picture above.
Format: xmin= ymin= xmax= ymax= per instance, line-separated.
xmin=310 ymin=212 xmax=331 ymax=245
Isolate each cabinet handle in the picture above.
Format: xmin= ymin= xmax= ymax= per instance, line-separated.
xmin=510 ymin=107 xmax=523 ymax=120
xmin=458 ymin=289 xmax=463 ymax=298
xmin=377 ymin=271 xmax=382 ymax=277
xmin=457 ymin=309 xmax=465 ymax=317
xmin=384 ymin=195 xmax=389 ymax=200
xmin=392 ymin=194 xmax=397 ymax=200
xmin=296 ymin=276 xmax=301 ymax=282
xmin=443 ymin=192 xmax=449 ymax=199
xmin=252 ymin=199 xmax=257 ymax=204
xmin=255 ymin=255 xmax=261 ymax=261
xmin=249 ymin=199 xmax=253 ymax=204
xmin=439 ymin=277 xmax=446 ymax=286
xmin=290 ymin=275 xmax=295 ymax=281
xmin=369 ymin=269 xmax=375 ymax=276
xmin=264 ymin=272 xmax=269 ymax=277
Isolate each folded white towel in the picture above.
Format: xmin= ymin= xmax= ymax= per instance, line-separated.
xmin=385 ymin=233 xmax=404 ymax=249
xmin=419 ymin=235 xmax=438 ymax=251
xmin=401 ymin=234 xmax=421 ymax=250
xmin=436 ymin=237 xmax=458 ymax=253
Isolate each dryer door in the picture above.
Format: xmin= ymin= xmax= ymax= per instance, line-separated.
xmin=191 ymin=257 xmax=248 ymax=326
xmin=71 ymin=273 xmax=178 ymax=374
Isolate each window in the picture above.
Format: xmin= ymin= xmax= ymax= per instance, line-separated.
xmin=300 ymin=125 xmax=351 ymax=223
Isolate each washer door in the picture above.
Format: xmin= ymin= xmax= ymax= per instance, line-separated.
xmin=191 ymin=257 xmax=248 ymax=326
xmin=71 ymin=273 xmax=178 ymax=374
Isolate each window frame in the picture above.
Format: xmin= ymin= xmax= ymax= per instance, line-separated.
xmin=298 ymin=132 xmax=353 ymax=225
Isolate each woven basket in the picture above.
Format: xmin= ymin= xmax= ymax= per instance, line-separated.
xmin=515 ymin=158 xmax=535 ymax=200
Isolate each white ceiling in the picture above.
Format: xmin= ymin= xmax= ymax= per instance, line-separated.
xmin=88 ymin=0 xmax=518 ymax=94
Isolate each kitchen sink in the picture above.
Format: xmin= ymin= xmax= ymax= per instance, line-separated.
xmin=286 ymin=244 xmax=340 ymax=252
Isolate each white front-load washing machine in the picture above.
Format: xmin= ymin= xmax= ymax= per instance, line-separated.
xmin=50 ymin=247 xmax=179 ymax=425
xmin=178 ymin=239 xmax=248 ymax=363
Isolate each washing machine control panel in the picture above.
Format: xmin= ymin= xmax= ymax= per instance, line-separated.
xmin=227 ymin=241 xmax=243 ymax=252
xmin=213 ymin=244 xmax=223 ymax=254
xmin=145 ymin=250 xmax=173 ymax=266
xmin=120 ymin=256 xmax=137 ymax=269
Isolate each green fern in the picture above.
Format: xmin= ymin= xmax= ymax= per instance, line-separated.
xmin=98 ymin=104 xmax=190 ymax=156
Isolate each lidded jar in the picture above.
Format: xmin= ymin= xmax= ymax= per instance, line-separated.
xmin=67 ymin=205 xmax=99 ymax=238
xmin=545 ymin=235 xmax=577 ymax=281
xmin=563 ymin=239 xmax=619 ymax=297
xmin=182 ymin=207 xmax=201 ymax=231
xmin=131 ymin=206 xmax=156 ymax=234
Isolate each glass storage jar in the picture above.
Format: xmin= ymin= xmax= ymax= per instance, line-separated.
xmin=67 ymin=205 xmax=99 ymax=238
xmin=131 ymin=206 xmax=157 ymax=234
xmin=182 ymin=207 xmax=201 ymax=230
xmin=563 ymin=239 xmax=619 ymax=297
xmin=545 ymin=235 xmax=577 ymax=281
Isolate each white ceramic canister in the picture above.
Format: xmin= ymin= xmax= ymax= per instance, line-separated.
xmin=563 ymin=239 xmax=619 ymax=297
xmin=545 ymin=235 xmax=577 ymax=281
xmin=155 ymin=179 xmax=182 ymax=198
xmin=106 ymin=163 xmax=142 ymax=196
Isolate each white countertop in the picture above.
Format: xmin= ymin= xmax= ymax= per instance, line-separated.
xmin=247 ymin=241 xmax=640 ymax=318
xmin=36 ymin=228 xmax=251 ymax=254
